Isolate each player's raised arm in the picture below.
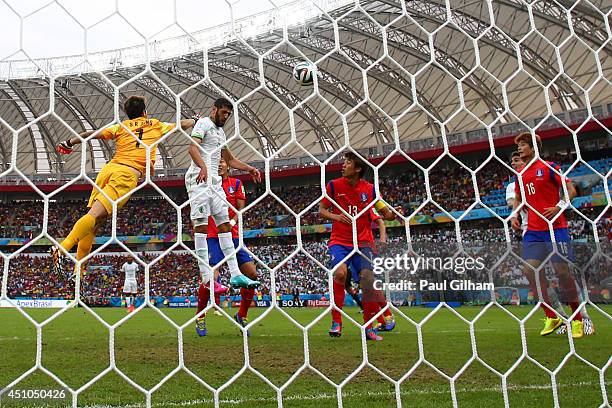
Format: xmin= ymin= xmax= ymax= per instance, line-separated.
xmin=180 ymin=117 xmax=198 ymax=130
xmin=221 ymin=148 xmax=261 ymax=183
xmin=56 ymin=129 xmax=111 ymax=154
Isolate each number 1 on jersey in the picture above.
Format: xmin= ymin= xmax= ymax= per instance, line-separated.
xmin=135 ymin=128 xmax=144 ymax=148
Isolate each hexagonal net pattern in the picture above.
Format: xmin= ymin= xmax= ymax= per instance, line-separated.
xmin=0 ymin=0 xmax=611 ymax=407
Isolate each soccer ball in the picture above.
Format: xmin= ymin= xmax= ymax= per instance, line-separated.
xmin=292 ymin=61 xmax=315 ymax=86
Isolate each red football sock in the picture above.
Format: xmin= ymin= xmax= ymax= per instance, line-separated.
xmin=197 ymin=283 xmax=210 ymax=315
xmin=214 ymin=292 xmax=221 ymax=307
xmin=378 ymin=300 xmax=392 ymax=317
xmin=332 ymin=280 xmax=345 ymax=324
xmin=541 ymin=303 xmax=558 ymax=318
xmin=362 ymin=301 xmax=378 ymax=329
xmin=239 ymin=288 xmax=254 ymax=318
xmin=567 ymin=302 xmax=583 ymax=321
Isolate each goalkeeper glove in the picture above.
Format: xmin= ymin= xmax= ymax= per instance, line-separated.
xmin=56 ymin=140 xmax=74 ymax=154
xmin=191 ymin=114 xmax=201 ymax=123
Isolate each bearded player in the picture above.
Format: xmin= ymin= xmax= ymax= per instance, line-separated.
xmin=195 ymin=158 xmax=259 ymax=336
xmin=186 ymin=97 xmax=261 ymax=331
xmin=319 ymin=152 xmax=397 ymax=341
xmin=511 ymin=132 xmax=586 ymax=339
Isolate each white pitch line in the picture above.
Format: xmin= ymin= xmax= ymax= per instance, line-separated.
xmin=0 ymin=336 xmax=21 ymax=341
xmin=19 ymin=380 xmax=610 ymax=408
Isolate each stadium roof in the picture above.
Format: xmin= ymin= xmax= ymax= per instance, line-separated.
xmin=0 ymin=0 xmax=610 ymax=174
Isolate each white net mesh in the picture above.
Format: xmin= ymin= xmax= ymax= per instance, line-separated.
xmin=0 ymin=0 xmax=611 ymax=407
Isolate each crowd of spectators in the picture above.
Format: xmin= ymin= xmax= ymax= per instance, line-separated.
xmin=2 ymin=148 xmax=609 ymax=302
xmin=5 ymin=215 xmax=610 ymax=301
xmin=1 ymin=152 xmax=607 ymax=238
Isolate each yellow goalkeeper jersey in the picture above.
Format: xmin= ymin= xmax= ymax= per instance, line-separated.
xmin=99 ymin=117 xmax=175 ymax=174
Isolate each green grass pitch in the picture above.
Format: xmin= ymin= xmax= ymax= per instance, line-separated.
xmin=0 ymin=305 xmax=610 ymax=407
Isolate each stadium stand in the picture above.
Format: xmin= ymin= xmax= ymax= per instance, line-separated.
xmin=1 ymin=155 xmax=609 ymax=238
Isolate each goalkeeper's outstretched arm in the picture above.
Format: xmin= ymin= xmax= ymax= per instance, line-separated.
xmin=56 ymin=118 xmax=196 ymax=154
xmin=56 ymin=130 xmax=99 ymax=153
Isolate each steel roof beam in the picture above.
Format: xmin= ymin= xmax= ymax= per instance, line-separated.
xmin=51 ymin=82 xmax=113 ymax=164
xmin=3 ymin=80 xmax=56 ymax=173
xmin=388 ymin=0 xmax=582 ymax=108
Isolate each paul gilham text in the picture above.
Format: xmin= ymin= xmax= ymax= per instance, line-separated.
xmin=373 ymin=279 xmax=494 ymax=291
xmin=420 ymin=279 xmax=494 ymax=291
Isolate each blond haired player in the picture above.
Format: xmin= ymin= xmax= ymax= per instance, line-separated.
xmin=52 ymin=96 xmax=196 ymax=274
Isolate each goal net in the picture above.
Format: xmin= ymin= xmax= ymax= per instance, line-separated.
xmin=0 ymin=0 xmax=610 ymax=407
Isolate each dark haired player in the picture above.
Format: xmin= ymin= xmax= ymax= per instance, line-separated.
xmin=319 ymin=152 xmax=396 ymax=341
xmin=185 ymin=98 xmax=261 ymax=336
xmin=53 ymin=96 xmax=196 ymax=274
xmin=511 ymin=132 xmax=586 ymax=339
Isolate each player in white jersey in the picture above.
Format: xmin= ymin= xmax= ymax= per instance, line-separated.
xmin=121 ymin=256 xmax=139 ymax=313
xmin=507 ymin=151 xmax=594 ymax=335
xmin=506 ymin=151 xmax=528 ymax=235
xmin=185 ymin=98 xmax=261 ymax=295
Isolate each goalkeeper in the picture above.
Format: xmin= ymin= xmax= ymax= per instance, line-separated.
xmin=52 ymin=96 xmax=196 ymax=275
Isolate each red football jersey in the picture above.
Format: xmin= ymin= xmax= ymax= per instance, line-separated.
xmin=515 ymin=160 xmax=569 ymax=231
xmin=207 ymin=177 xmax=246 ymax=238
xmin=321 ymin=177 xmax=376 ymax=247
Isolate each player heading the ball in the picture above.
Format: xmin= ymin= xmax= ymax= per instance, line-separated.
xmin=185 ymin=97 xmax=261 ymax=292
